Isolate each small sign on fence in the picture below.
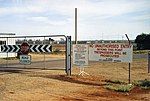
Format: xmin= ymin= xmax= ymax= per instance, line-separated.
xmin=20 ymin=55 xmax=31 ymax=65
xmin=73 ymin=44 xmax=88 ymax=66
xmin=20 ymin=42 xmax=30 ymax=55
xmin=89 ymin=43 xmax=133 ymax=63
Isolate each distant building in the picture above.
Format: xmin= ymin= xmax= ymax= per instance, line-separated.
xmin=0 ymin=33 xmax=16 ymax=58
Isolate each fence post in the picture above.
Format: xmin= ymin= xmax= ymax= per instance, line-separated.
xmin=6 ymin=37 xmax=8 ymax=67
xmin=148 ymin=52 xmax=150 ymax=73
xmin=66 ymin=36 xmax=71 ymax=76
xmin=125 ymin=34 xmax=131 ymax=84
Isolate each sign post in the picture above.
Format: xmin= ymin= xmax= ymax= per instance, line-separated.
xmin=125 ymin=34 xmax=131 ymax=84
xmin=73 ymin=44 xmax=89 ymax=76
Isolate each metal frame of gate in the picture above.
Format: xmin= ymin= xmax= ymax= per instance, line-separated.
xmin=0 ymin=35 xmax=72 ymax=76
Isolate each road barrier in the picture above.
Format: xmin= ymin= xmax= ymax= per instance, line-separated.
xmin=0 ymin=35 xmax=71 ymax=76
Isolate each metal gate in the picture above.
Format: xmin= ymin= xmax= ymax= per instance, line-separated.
xmin=0 ymin=35 xmax=71 ymax=75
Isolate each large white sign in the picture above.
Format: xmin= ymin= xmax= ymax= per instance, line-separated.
xmin=89 ymin=43 xmax=133 ymax=63
xmin=73 ymin=44 xmax=88 ymax=66
xmin=20 ymin=55 xmax=31 ymax=65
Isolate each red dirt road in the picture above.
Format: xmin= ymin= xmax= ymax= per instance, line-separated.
xmin=0 ymin=56 xmax=150 ymax=101
xmin=0 ymin=73 xmax=149 ymax=101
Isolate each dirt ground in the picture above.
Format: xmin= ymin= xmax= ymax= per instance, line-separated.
xmin=0 ymin=54 xmax=150 ymax=101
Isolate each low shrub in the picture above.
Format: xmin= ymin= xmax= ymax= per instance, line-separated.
xmin=133 ymin=50 xmax=149 ymax=54
xmin=105 ymin=84 xmax=133 ymax=92
xmin=133 ymin=79 xmax=150 ymax=90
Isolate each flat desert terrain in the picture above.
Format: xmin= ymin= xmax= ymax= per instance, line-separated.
xmin=0 ymin=54 xmax=150 ymax=101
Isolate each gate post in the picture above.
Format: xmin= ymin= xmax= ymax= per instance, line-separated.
xmin=66 ymin=36 xmax=71 ymax=76
xmin=148 ymin=52 xmax=150 ymax=73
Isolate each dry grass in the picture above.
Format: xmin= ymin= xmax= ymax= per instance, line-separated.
xmin=0 ymin=53 xmax=65 ymax=64
xmin=72 ymin=58 xmax=149 ymax=83
xmin=29 ymin=53 xmax=65 ymax=61
xmin=0 ymin=55 xmax=150 ymax=101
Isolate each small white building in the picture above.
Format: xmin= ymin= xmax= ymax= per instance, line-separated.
xmin=0 ymin=33 xmax=16 ymax=58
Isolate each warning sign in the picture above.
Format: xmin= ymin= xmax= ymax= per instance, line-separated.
xmin=89 ymin=43 xmax=133 ymax=63
xmin=20 ymin=42 xmax=30 ymax=55
xmin=73 ymin=44 xmax=88 ymax=66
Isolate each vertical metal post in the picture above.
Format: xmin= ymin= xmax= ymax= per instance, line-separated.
xmin=70 ymin=36 xmax=72 ymax=75
xmin=24 ymin=37 xmax=26 ymax=68
xmin=44 ymin=37 xmax=46 ymax=69
xmin=125 ymin=34 xmax=131 ymax=84
xmin=25 ymin=37 xmax=27 ymax=41
xmin=6 ymin=37 xmax=8 ymax=67
xmin=75 ymin=8 xmax=77 ymax=44
xmin=66 ymin=36 xmax=71 ymax=76
xmin=148 ymin=52 xmax=150 ymax=73
xmin=129 ymin=63 xmax=131 ymax=84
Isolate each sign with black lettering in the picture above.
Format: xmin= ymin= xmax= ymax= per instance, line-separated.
xmin=73 ymin=44 xmax=88 ymax=66
xmin=20 ymin=55 xmax=31 ymax=65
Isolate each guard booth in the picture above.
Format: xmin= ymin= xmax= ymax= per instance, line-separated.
xmin=0 ymin=35 xmax=71 ymax=75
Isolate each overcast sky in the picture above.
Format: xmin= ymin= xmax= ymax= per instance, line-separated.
xmin=0 ymin=0 xmax=149 ymax=40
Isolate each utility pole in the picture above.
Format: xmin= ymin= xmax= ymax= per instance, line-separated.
xmin=75 ymin=8 xmax=77 ymax=44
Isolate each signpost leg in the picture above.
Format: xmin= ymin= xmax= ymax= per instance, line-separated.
xmin=44 ymin=53 xmax=46 ymax=69
xmin=6 ymin=52 xmax=8 ymax=67
xmin=79 ymin=67 xmax=83 ymax=76
xmin=79 ymin=66 xmax=89 ymax=76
